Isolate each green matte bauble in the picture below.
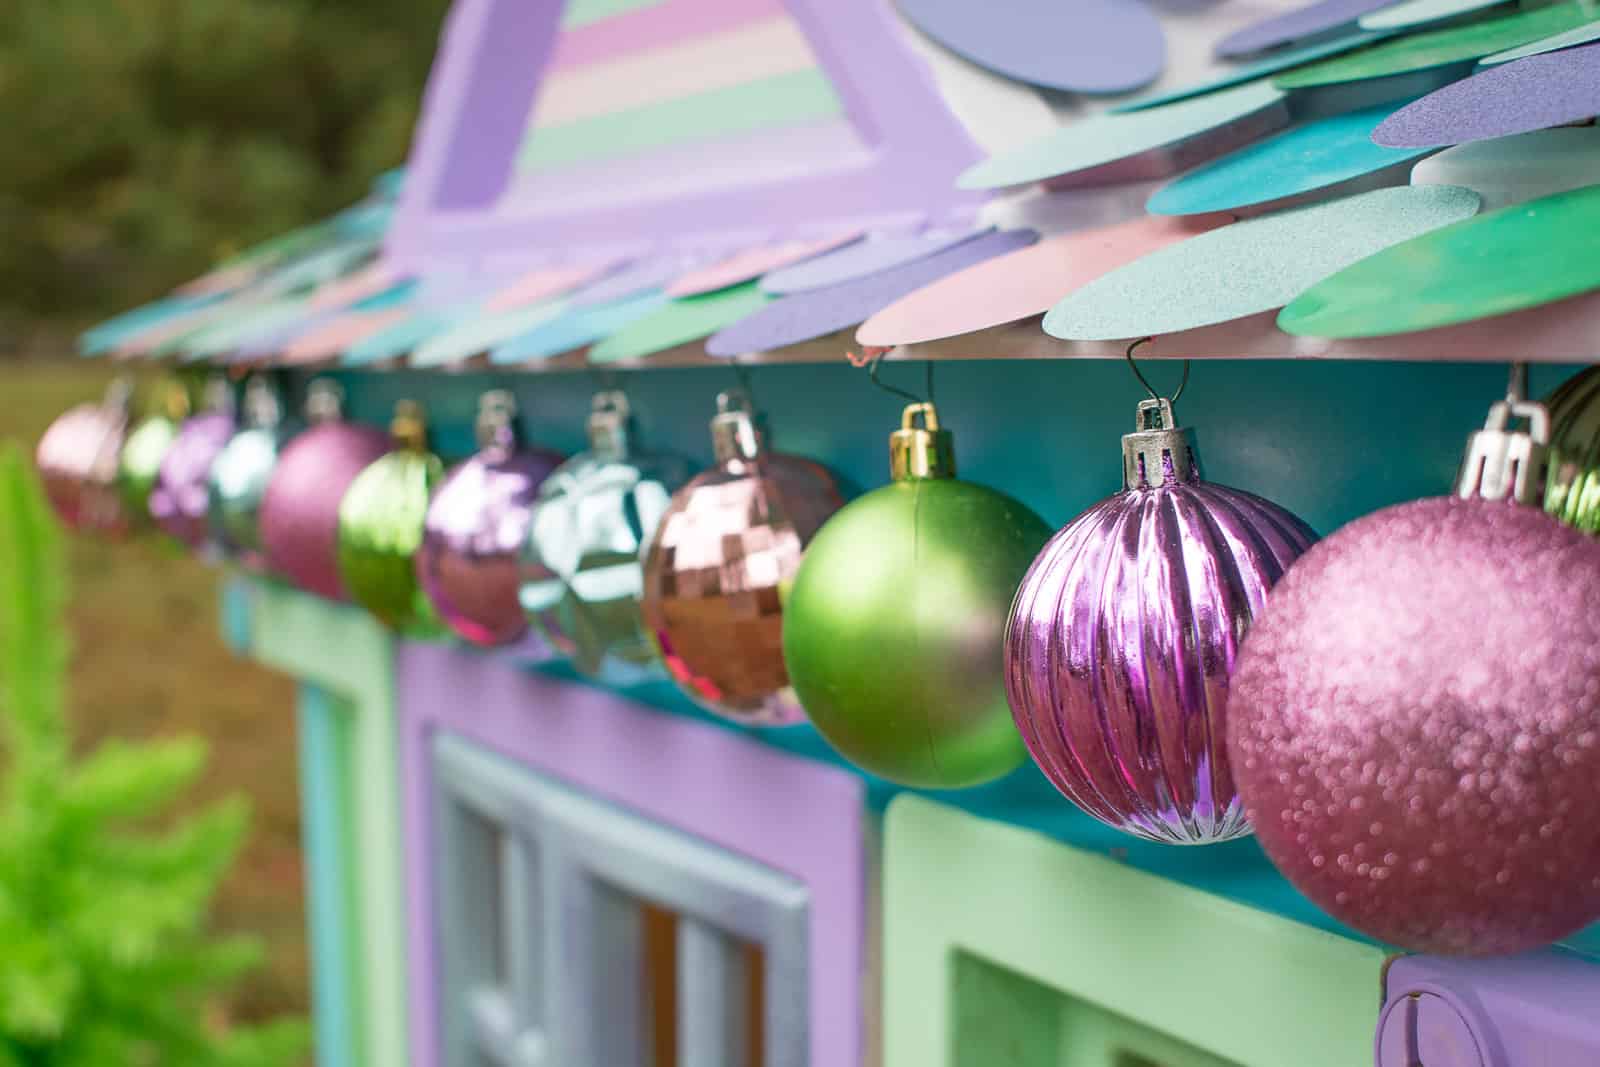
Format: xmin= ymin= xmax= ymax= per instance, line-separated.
xmin=783 ymin=403 xmax=1050 ymax=788
xmin=336 ymin=401 xmax=444 ymax=633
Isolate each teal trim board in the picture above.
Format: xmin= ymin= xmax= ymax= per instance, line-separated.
xmin=297 ymin=685 xmax=361 ymax=1067
xmin=883 ymin=797 xmax=1389 ymax=1067
xmin=249 ymin=581 xmax=408 ymax=1067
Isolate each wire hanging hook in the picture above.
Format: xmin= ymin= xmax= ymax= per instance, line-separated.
xmin=1124 ymin=337 xmax=1189 ymax=407
xmin=730 ymin=359 xmax=756 ymax=406
xmin=865 ymin=349 xmax=928 ymax=405
xmin=1506 ymin=361 xmax=1529 ymax=405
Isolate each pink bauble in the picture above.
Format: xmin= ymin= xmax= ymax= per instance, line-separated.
xmin=149 ymin=411 xmax=235 ymax=552
xmin=417 ymin=446 xmax=562 ymax=648
xmin=260 ymin=420 xmax=390 ymax=599
xmin=1229 ymin=496 xmax=1600 ymax=955
xmin=36 ymin=398 xmax=131 ymax=536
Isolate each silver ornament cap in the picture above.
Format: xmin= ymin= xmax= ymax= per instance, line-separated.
xmin=1121 ymin=397 xmax=1200 ymax=490
xmin=1456 ymin=396 xmax=1551 ymax=507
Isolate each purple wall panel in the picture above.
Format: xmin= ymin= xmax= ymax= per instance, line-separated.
xmin=398 ymin=641 xmax=867 ymax=1067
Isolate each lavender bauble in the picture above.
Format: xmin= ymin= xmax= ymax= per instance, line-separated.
xmin=1005 ymin=398 xmax=1316 ymax=844
xmin=36 ymin=379 xmax=132 ymax=536
xmin=1229 ymin=495 xmax=1600 ymax=955
xmin=641 ymin=390 xmax=842 ymax=726
xmin=260 ymin=381 xmax=390 ymax=600
xmin=150 ymin=382 xmax=235 ymax=552
xmin=417 ymin=391 xmax=561 ymax=648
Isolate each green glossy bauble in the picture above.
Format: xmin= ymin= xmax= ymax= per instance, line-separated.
xmin=784 ymin=405 xmax=1050 ymax=788
xmin=116 ymin=415 xmax=179 ymax=526
xmin=1545 ymin=366 xmax=1600 ymax=532
xmin=336 ymin=416 xmax=444 ymax=632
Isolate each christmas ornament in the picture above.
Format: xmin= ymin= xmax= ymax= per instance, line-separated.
xmin=641 ymin=389 xmax=843 ymax=725
xmin=149 ymin=377 xmax=235 ymax=553
xmin=785 ymin=403 xmax=1049 ymax=788
xmin=208 ymin=376 xmax=300 ymax=569
xmin=337 ymin=400 xmax=444 ymax=631
xmin=117 ymin=379 xmax=191 ymax=528
xmin=1229 ymin=386 xmax=1600 ymax=954
xmin=260 ymin=380 xmax=390 ymax=600
xmin=1541 ymin=364 xmax=1600 ymax=532
xmin=521 ymin=391 xmax=688 ymax=684
xmin=1005 ymin=393 xmax=1316 ymax=843
xmin=417 ymin=391 xmax=562 ymax=648
xmin=36 ymin=377 xmax=133 ymax=536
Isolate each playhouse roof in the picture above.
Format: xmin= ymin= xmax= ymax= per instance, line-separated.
xmin=84 ymin=0 xmax=1600 ymax=368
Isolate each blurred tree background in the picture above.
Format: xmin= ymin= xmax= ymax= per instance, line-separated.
xmin=0 ymin=0 xmax=452 ymax=329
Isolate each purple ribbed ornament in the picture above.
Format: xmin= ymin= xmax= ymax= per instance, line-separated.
xmin=259 ymin=381 xmax=390 ymax=600
xmin=35 ymin=379 xmax=133 ymax=536
xmin=1230 ymin=393 xmax=1600 ymax=955
xmin=150 ymin=383 xmax=236 ymax=553
xmin=1004 ymin=397 xmax=1317 ymax=844
xmin=417 ymin=391 xmax=562 ymax=648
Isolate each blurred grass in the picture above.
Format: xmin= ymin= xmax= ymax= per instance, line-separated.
xmin=0 ymin=351 xmax=307 ymax=1027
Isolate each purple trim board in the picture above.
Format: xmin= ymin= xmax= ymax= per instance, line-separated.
xmin=705 ymin=227 xmax=1036 ymax=356
xmin=386 ymin=0 xmax=985 ymax=272
xmin=398 ymin=641 xmax=867 ymax=1067
xmin=1374 ymin=41 xmax=1600 ymax=147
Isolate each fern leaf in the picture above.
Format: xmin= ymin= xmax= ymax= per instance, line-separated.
xmin=0 ymin=445 xmax=69 ymax=769
xmin=61 ymin=736 xmax=207 ymax=830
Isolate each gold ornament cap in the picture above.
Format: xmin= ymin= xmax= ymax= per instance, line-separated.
xmin=1455 ymin=397 xmax=1550 ymax=506
xmin=587 ymin=391 xmax=632 ymax=461
xmin=389 ymin=399 xmax=429 ymax=452
xmin=710 ymin=388 xmax=765 ymax=465
xmin=889 ymin=402 xmax=955 ymax=481
xmin=158 ymin=377 xmax=193 ymax=421
xmin=1122 ymin=397 xmax=1199 ymax=489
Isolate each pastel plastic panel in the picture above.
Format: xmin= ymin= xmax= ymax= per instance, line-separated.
xmin=1378 ymin=952 xmax=1600 ymax=1065
xmin=248 ymin=581 xmax=408 ymax=1067
xmin=882 ymin=796 xmax=1388 ymax=1067
xmin=432 ymin=733 xmax=809 ymax=1067
xmin=397 ymin=640 xmax=866 ymax=1067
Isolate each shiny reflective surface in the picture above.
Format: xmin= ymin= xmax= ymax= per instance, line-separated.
xmin=150 ymin=411 xmax=235 ymax=552
xmin=522 ymin=450 xmax=687 ymax=684
xmin=1544 ymin=365 xmax=1600 ymax=532
xmin=1230 ymin=497 xmax=1600 ymax=953
xmin=418 ymin=447 xmax=562 ymax=647
xmin=116 ymin=415 xmax=180 ymax=528
xmin=36 ymin=396 xmax=130 ymax=536
xmin=641 ymin=451 xmax=842 ymax=725
xmin=1006 ymin=448 xmax=1316 ymax=843
xmin=339 ymin=448 xmax=444 ymax=631
xmin=208 ymin=422 xmax=298 ymax=569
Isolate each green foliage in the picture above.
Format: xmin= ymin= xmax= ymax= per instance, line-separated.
xmin=0 ymin=444 xmax=308 ymax=1066
xmin=0 ymin=0 xmax=450 ymax=322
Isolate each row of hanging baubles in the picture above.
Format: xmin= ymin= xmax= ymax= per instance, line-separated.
xmin=35 ymin=354 xmax=1600 ymax=959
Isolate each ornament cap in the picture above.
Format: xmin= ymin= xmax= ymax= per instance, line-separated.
xmin=587 ymin=391 xmax=632 ymax=461
xmin=242 ymin=377 xmax=282 ymax=430
xmin=475 ymin=389 xmax=519 ymax=457
xmin=306 ymin=378 xmax=344 ymax=424
xmin=1455 ymin=398 xmax=1551 ymax=506
xmin=159 ymin=378 xmax=192 ymax=422
xmin=710 ymin=389 xmax=765 ymax=466
xmin=201 ymin=374 xmax=233 ymax=415
xmin=1122 ymin=397 xmax=1199 ymax=489
xmin=104 ymin=376 xmax=134 ymax=417
xmin=390 ymin=399 xmax=429 ymax=452
xmin=889 ymin=402 xmax=956 ymax=481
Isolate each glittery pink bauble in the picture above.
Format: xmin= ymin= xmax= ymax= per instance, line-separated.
xmin=641 ymin=453 xmax=843 ymax=726
xmin=149 ymin=411 xmax=235 ymax=552
xmin=36 ymin=402 xmax=130 ymax=536
xmin=417 ymin=446 xmax=562 ymax=648
xmin=260 ymin=421 xmax=390 ymax=600
xmin=1229 ymin=496 xmax=1600 ymax=955
xmin=1005 ymin=479 xmax=1316 ymax=843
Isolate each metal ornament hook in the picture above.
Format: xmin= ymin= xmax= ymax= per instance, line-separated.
xmin=1124 ymin=337 xmax=1189 ymax=408
xmin=865 ymin=350 xmax=935 ymax=407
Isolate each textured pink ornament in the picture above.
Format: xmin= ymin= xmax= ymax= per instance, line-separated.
xmin=1005 ymin=398 xmax=1316 ymax=843
xmin=150 ymin=409 xmax=235 ymax=552
xmin=35 ymin=381 xmax=132 ymax=536
xmin=417 ymin=391 xmax=561 ymax=648
xmin=1229 ymin=496 xmax=1600 ymax=955
xmin=259 ymin=383 xmax=390 ymax=600
xmin=641 ymin=390 xmax=843 ymax=726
